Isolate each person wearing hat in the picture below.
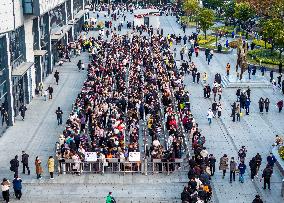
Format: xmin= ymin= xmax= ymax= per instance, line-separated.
xmin=1 ymin=178 xmax=10 ymax=203
xmin=252 ymin=195 xmax=263 ymax=203
xmin=35 ymin=156 xmax=43 ymax=179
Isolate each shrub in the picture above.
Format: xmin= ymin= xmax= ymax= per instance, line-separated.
xmin=279 ymin=146 xmax=284 ymax=160
xmin=252 ymin=39 xmax=272 ymax=49
xmin=248 ymin=49 xmax=281 ymax=65
xmin=197 ymin=35 xmax=215 ymax=45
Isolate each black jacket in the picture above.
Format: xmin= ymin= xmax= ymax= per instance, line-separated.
xmin=22 ymin=153 xmax=29 ymax=165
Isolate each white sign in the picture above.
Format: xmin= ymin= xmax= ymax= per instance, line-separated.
xmin=85 ymin=152 xmax=97 ymax=162
xmin=129 ymin=152 xmax=141 ymax=162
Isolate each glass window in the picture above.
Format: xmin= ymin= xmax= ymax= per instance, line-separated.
xmin=0 ymin=81 xmax=7 ymax=100
xmin=23 ymin=0 xmax=33 ymax=14
xmin=9 ymin=26 xmax=26 ymax=69
xmin=0 ymin=36 xmax=7 ymax=72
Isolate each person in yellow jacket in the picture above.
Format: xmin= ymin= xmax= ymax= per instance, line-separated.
xmin=202 ymin=72 xmax=208 ymax=84
xmin=47 ymin=156 xmax=55 ymax=179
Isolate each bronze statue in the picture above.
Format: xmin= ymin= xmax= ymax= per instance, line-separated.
xmin=236 ymin=38 xmax=248 ymax=80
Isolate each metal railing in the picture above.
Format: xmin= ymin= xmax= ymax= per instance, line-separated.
xmin=57 ymin=158 xmax=188 ymax=175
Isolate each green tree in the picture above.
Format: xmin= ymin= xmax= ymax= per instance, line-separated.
xmin=233 ymin=2 xmax=255 ymax=27
xmin=202 ymin=0 xmax=225 ymax=17
xmin=224 ymin=0 xmax=236 ymax=25
xmin=182 ymin=0 xmax=199 ymax=21
xmin=196 ymin=8 xmax=215 ymax=39
xmin=261 ymin=18 xmax=284 ymax=58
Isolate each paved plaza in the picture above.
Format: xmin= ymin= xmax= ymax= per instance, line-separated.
xmin=0 ymin=9 xmax=283 ymax=203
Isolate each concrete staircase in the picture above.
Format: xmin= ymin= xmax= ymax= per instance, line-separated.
xmin=221 ymin=75 xmax=271 ymax=88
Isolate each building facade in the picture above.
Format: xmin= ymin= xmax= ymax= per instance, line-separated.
xmin=0 ymin=0 xmax=90 ymax=133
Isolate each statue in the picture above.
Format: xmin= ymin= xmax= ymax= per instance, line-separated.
xmin=236 ymin=38 xmax=248 ymax=80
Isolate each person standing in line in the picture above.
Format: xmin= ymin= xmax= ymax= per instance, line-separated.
xmin=219 ymin=154 xmax=229 ymax=179
xmin=19 ymin=104 xmax=27 ymax=121
xmin=1 ymin=178 xmax=10 ymax=203
xmin=12 ymin=176 xmax=22 ymax=200
xmin=54 ymin=70 xmax=59 ymax=85
xmin=261 ymin=165 xmax=273 ymax=190
xmin=229 ymin=157 xmax=237 ymax=183
xmin=21 ymin=151 xmax=30 ymax=175
xmin=46 ymin=85 xmax=54 ymax=100
xmin=208 ymin=154 xmax=216 ymax=176
xmin=238 ymin=161 xmax=246 ymax=183
xmin=264 ymin=98 xmax=270 ymax=113
xmin=246 ymin=87 xmax=251 ymax=100
xmin=10 ymin=155 xmax=19 ymax=178
xmin=55 ymin=107 xmax=63 ymax=125
xmin=35 ymin=156 xmax=43 ymax=179
xmin=47 ymin=156 xmax=55 ymax=179
xmin=207 ymin=108 xmax=214 ymax=125
xmin=231 ymin=102 xmax=236 ymax=122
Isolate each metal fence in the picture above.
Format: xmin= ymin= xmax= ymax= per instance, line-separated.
xmin=57 ymin=158 xmax=188 ymax=175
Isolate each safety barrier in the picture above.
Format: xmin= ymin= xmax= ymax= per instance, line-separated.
xmin=57 ymin=158 xmax=188 ymax=175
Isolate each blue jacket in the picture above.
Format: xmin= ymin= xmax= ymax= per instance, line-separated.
xmin=238 ymin=163 xmax=246 ymax=174
xmin=13 ymin=178 xmax=22 ymax=190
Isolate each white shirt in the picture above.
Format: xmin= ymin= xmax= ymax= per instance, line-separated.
xmin=207 ymin=110 xmax=213 ymax=119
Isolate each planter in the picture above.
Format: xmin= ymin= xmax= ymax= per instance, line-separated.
xmin=272 ymin=146 xmax=284 ymax=176
xmin=199 ymin=46 xmax=233 ymax=54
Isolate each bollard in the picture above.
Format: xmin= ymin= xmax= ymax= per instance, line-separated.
xmin=281 ymin=179 xmax=284 ymax=197
xmin=144 ymin=158 xmax=148 ymax=176
xmin=62 ymin=162 xmax=66 ymax=174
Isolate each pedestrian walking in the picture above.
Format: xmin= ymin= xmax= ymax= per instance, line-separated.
xmin=238 ymin=161 xmax=246 ymax=183
xmin=55 ymin=107 xmax=63 ymax=125
xmin=252 ymin=195 xmax=263 ymax=203
xmin=21 ymin=151 xmax=30 ymax=175
xmin=261 ymin=165 xmax=273 ymax=190
xmin=254 ymin=153 xmax=262 ymax=176
xmin=12 ymin=176 xmax=22 ymax=200
xmin=229 ymin=157 xmax=237 ymax=183
xmin=236 ymin=104 xmax=241 ymax=121
xmin=106 ymin=192 xmax=116 ymax=203
xmin=208 ymin=154 xmax=216 ymax=176
xmin=217 ymin=86 xmax=222 ymax=101
xmin=238 ymin=146 xmax=247 ymax=162
xmin=19 ymin=104 xmax=27 ymax=121
xmin=46 ymin=85 xmax=53 ymax=100
xmin=47 ymin=156 xmax=55 ymax=179
xmin=258 ymin=97 xmax=264 ymax=113
xmin=270 ymin=70 xmax=274 ymax=82
xmin=212 ymin=101 xmax=217 ymax=117
xmin=249 ymin=157 xmax=257 ymax=181
xmin=1 ymin=178 xmax=10 ymax=203
xmin=10 ymin=155 xmax=19 ymax=178
xmin=35 ymin=156 xmax=43 ymax=179
xmin=196 ymin=71 xmax=200 ymax=84
xmin=202 ymin=72 xmax=208 ymax=84
xmin=266 ymin=153 xmax=277 ymax=168
xmin=217 ymin=102 xmax=222 ymax=118
xmin=226 ymin=63 xmax=230 ymax=76
xmin=219 ymin=154 xmax=229 ymax=179
xmin=276 ymin=100 xmax=283 ymax=112
xmin=207 ymin=108 xmax=213 ymax=125
xmin=231 ymin=102 xmax=236 ymax=122
xmin=245 ymin=98 xmax=250 ymax=115
xmin=38 ymin=82 xmax=44 ymax=96
xmin=77 ymin=60 xmax=82 ymax=71
xmin=54 ymin=70 xmax=59 ymax=85
xmin=264 ymin=98 xmax=270 ymax=113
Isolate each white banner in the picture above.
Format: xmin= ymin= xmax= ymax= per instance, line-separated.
xmin=85 ymin=152 xmax=97 ymax=162
xmin=129 ymin=152 xmax=141 ymax=162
